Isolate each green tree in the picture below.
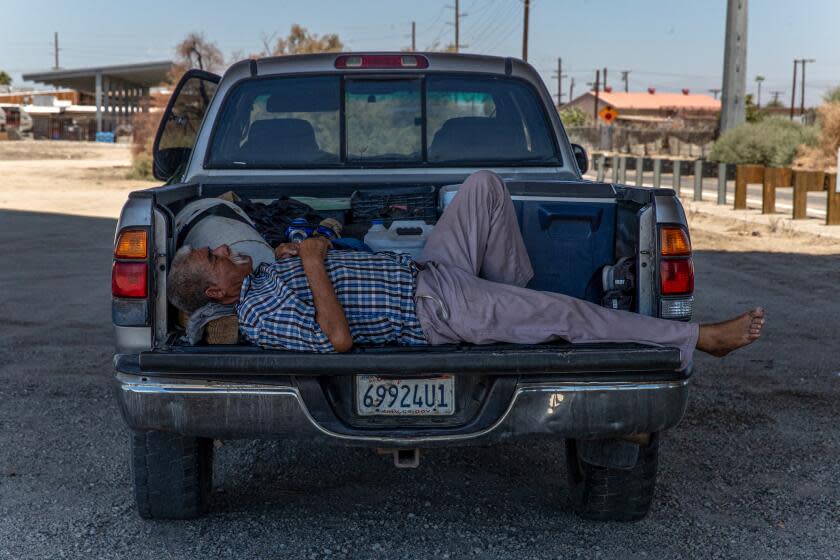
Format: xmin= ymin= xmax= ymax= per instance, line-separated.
xmin=560 ymin=106 xmax=588 ymax=127
xmin=745 ymin=93 xmax=761 ymax=123
xmin=0 ymin=71 xmax=11 ymax=86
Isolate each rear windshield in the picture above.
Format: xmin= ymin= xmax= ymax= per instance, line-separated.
xmin=206 ymin=74 xmax=560 ymax=168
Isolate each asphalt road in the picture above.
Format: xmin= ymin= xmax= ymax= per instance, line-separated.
xmin=1 ymin=208 xmax=838 ymax=559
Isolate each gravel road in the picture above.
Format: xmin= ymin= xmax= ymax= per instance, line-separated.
xmin=0 ymin=202 xmax=838 ymax=559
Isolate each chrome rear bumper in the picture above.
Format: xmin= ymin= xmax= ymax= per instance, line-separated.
xmin=115 ymin=373 xmax=689 ymax=447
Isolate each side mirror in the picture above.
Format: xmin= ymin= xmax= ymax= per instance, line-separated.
xmin=571 ymin=144 xmax=588 ymax=175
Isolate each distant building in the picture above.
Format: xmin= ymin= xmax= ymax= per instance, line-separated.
xmin=564 ymin=89 xmax=721 ymax=127
xmin=19 ymin=61 xmax=173 ymax=140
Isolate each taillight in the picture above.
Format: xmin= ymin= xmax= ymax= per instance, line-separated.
xmin=660 ymin=226 xmax=691 ymax=256
xmin=660 ymin=259 xmax=694 ymax=295
xmin=658 ymin=225 xmax=694 ymax=320
xmin=115 ymin=230 xmax=147 ymax=259
xmin=335 ymin=54 xmax=429 ymax=69
xmin=112 ymin=262 xmax=148 ymax=298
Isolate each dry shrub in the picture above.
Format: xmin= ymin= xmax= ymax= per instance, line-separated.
xmin=710 ymin=117 xmax=819 ymax=166
xmin=794 ymin=102 xmax=840 ymax=171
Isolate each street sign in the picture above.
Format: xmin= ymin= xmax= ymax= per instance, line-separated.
xmin=599 ymin=106 xmax=618 ymax=124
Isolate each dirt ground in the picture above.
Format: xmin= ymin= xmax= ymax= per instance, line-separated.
xmin=0 ymin=141 xmax=838 ymax=559
xmin=0 ymin=141 xmax=155 ymax=218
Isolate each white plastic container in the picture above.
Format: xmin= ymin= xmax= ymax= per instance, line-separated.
xmin=438 ymin=184 xmax=461 ymax=212
xmin=364 ymin=219 xmax=434 ymax=260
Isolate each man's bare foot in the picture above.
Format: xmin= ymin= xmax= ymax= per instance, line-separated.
xmin=697 ymin=308 xmax=765 ymax=358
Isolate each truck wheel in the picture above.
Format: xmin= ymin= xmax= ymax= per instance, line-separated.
xmin=130 ymin=430 xmax=213 ymax=519
xmin=564 ymin=434 xmax=659 ymax=522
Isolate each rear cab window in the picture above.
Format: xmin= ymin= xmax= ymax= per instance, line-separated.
xmin=205 ymin=73 xmax=560 ymax=168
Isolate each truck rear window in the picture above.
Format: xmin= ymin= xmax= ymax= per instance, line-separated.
xmin=206 ymin=74 xmax=560 ymax=168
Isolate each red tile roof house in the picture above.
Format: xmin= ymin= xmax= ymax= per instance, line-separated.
xmin=563 ymin=88 xmax=721 ymax=128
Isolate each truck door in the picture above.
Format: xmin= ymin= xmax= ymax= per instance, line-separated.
xmin=152 ymin=69 xmax=220 ymax=182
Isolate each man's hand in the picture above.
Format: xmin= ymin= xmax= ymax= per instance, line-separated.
xmin=274 ymin=242 xmax=299 ymax=260
xmin=297 ymin=237 xmax=332 ymax=262
xmin=297 ymin=237 xmax=351 ymax=352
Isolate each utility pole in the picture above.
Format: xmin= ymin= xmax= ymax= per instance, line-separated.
xmin=569 ymin=77 xmax=575 ymax=103
xmin=53 ymin=32 xmax=60 ymax=70
xmin=556 ymin=58 xmax=563 ymax=106
xmin=719 ymin=0 xmax=748 ymax=133
xmin=593 ymin=69 xmax=601 ymax=123
xmin=411 ymin=21 xmax=416 ymax=51
xmin=790 ymin=59 xmax=798 ymax=119
xmin=770 ymin=90 xmax=783 ymax=105
xmin=800 ymin=58 xmax=815 ymax=117
xmin=602 ymin=67 xmax=608 ymax=90
xmin=754 ymin=75 xmax=764 ymax=107
xmin=451 ymin=0 xmax=467 ymax=52
xmin=455 ymin=0 xmax=460 ymax=53
xmin=621 ymin=70 xmax=630 ymax=93
xmin=709 ymin=88 xmax=721 ymax=99
xmin=522 ymin=0 xmax=530 ymax=61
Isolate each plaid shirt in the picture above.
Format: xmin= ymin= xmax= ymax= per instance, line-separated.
xmin=237 ymin=250 xmax=428 ymax=352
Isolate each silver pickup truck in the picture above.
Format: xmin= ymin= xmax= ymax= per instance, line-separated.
xmin=112 ymin=52 xmax=695 ymax=521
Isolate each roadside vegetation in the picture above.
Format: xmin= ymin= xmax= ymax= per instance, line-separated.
xmin=710 ymin=86 xmax=839 ymax=170
xmin=709 ymin=117 xmax=819 ymax=167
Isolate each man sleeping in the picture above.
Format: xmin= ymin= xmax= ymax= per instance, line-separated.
xmin=167 ymin=170 xmax=764 ymax=368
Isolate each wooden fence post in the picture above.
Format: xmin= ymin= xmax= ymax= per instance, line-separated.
xmin=793 ymin=170 xmax=825 ymax=220
xmin=693 ymin=160 xmax=703 ymax=201
xmin=653 ymin=159 xmax=662 ymax=188
xmin=717 ymin=163 xmax=727 ymax=204
xmin=761 ymin=167 xmax=792 ymax=214
xmin=827 ymin=172 xmax=839 ymax=225
xmin=735 ymin=164 xmax=765 ymax=210
xmin=611 ymin=155 xmax=620 ymax=182
xmin=635 ymin=157 xmax=644 ymax=186
xmin=596 ymin=154 xmax=606 ymax=181
xmin=673 ymin=160 xmax=682 ymax=196
xmin=618 ymin=156 xmax=627 ymax=183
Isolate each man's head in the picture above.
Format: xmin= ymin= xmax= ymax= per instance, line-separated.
xmin=167 ymin=244 xmax=253 ymax=313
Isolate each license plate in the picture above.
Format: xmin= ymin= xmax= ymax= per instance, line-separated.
xmin=356 ymin=375 xmax=455 ymax=416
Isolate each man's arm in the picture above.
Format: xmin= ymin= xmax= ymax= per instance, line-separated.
xmin=297 ymin=238 xmax=353 ymax=352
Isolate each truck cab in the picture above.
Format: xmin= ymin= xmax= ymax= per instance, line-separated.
xmin=113 ymin=53 xmax=694 ymax=521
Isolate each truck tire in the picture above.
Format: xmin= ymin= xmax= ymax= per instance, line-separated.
xmin=565 ymin=434 xmax=659 ymax=522
xmin=130 ymin=430 xmax=213 ymax=519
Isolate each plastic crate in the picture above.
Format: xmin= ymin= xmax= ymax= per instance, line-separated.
xmin=351 ymin=186 xmax=437 ymax=226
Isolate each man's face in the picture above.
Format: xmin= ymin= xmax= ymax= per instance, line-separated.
xmin=193 ymin=244 xmax=252 ymax=304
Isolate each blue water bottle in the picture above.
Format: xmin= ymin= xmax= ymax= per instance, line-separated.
xmin=285 ymin=218 xmax=312 ymax=243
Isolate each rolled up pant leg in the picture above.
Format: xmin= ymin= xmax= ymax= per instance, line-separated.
xmin=416 ymin=266 xmax=699 ymax=370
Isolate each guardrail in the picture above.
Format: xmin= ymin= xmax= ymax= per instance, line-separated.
xmin=591 ymin=152 xmax=840 ymax=226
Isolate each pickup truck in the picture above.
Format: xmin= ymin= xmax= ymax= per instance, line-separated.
xmin=112 ymin=53 xmax=695 ymax=521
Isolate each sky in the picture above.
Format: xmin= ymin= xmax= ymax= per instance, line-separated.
xmin=1 ymin=0 xmax=838 ymax=106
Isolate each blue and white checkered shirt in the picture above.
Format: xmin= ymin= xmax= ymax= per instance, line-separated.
xmin=236 ymin=250 xmax=428 ymax=352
